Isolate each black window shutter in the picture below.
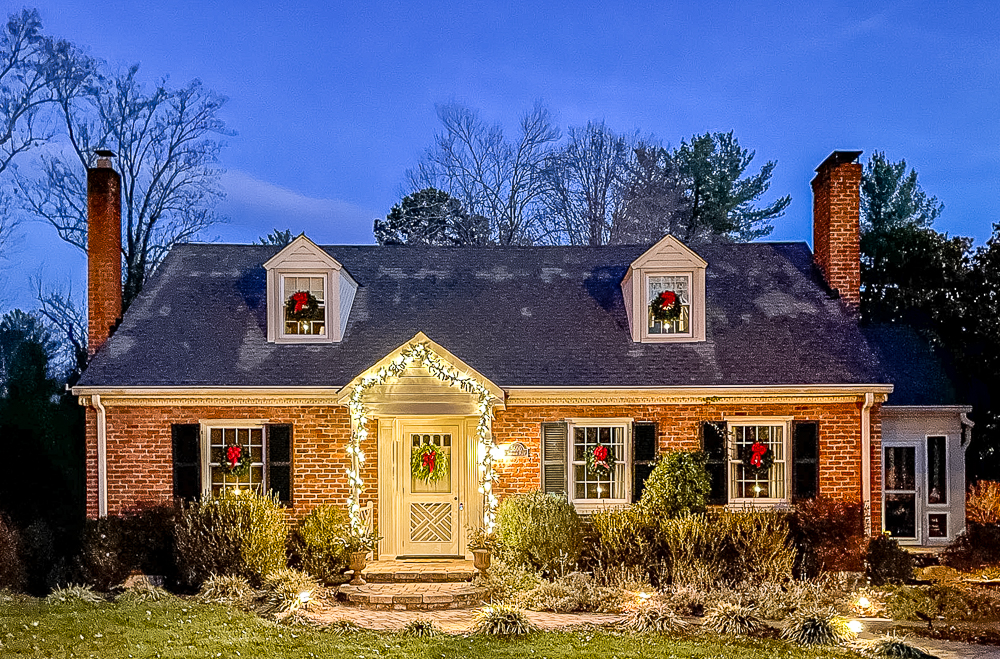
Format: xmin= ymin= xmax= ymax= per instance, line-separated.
xmin=267 ymin=424 xmax=293 ymax=505
xmin=540 ymin=422 xmax=568 ymax=494
xmin=632 ymin=422 xmax=657 ymax=502
xmin=172 ymin=423 xmax=201 ymax=501
xmin=792 ymin=421 xmax=819 ymax=501
xmin=701 ymin=421 xmax=728 ymax=505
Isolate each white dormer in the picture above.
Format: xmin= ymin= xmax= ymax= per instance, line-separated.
xmin=264 ymin=234 xmax=357 ymax=343
xmin=621 ymin=235 xmax=707 ymax=343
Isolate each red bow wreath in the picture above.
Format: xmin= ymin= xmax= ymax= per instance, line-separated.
xmin=738 ymin=440 xmax=774 ymax=477
xmin=221 ymin=444 xmax=251 ymax=477
xmin=649 ymin=290 xmax=682 ymax=323
xmin=586 ymin=443 xmax=616 ymax=478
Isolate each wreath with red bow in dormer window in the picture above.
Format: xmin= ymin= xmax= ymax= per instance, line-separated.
xmin=650 ymin=290 xmax=683 ymax=323
xmin=738 ymin=441 xmax=774 ymax=478
xmin=285 ymin=290 xmax=323 ymax=321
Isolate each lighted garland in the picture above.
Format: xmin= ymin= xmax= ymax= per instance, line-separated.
xmin=346 ymin=341 xmax=499 ymax=535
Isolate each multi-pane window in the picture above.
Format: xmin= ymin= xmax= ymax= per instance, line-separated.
xmin=648 ymin=274 xmax=691 ymax=335
xmin=282 ymin=275 xmax=326 ymax=336
xmin=208 ymin=426 xmax=265 ymax=495
xmin=730 ymin=423 xmax=787 ymax=501
xmin=572 ymin=425 xmax=627 ymax=501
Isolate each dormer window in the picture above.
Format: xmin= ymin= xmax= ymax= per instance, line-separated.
xmin=282 ymin=275 xmax=327 ymax=337
xmin=264 ymin=234 xmax=357 ymax=344
xmin=621 ymin=235 xmax=706 ymax=343
xmin=647 ymin=274 xmax=691 ymax=335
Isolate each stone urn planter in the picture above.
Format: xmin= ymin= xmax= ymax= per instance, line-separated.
xmin=348 ymin=551 xmax=368 ymax=586
xmin=472 ymin=548 xmax=491 ymax=575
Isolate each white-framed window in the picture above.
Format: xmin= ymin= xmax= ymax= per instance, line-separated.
xmin=727 ymin=418 xmax=791 ymax=504
xmin=280 ymin=273 xmax=327 ymax=338
xmin=646 ymin=273 xmax=692 ymax=337
xmin=568 ymin=418 xmax=631 ymax=510
xmin=201 ymin=422 xmax=267 ymax=496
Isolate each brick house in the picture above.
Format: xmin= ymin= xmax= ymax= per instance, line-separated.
xmin=73 ymin=150 xmax=970 ymax=555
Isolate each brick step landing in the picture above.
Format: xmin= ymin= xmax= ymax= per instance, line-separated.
xmin=337 ymin=582 xmax=487 ymax=610
xmin=361 ymin=559 xmax=478 ymax=584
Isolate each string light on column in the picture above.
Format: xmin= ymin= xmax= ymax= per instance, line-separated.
xmin=345 ymin=341 xmax=499 ymax=533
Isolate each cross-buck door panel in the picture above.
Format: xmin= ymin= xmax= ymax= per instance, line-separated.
xmin=401 ymin=426 xmax=460 ymax=555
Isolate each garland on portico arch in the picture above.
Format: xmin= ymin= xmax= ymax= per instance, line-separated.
xmin=343 ymin=337 xmax=502 ymax=536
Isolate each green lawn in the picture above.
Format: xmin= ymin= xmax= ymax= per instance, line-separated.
xmin=0 ymin=596 xmax=864 ymax=659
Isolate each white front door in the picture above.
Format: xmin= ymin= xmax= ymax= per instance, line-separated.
xmin=400 ymin=423 xmax=461 ymax=556
xmin=883 ymin=444 xmax=921 ymax=543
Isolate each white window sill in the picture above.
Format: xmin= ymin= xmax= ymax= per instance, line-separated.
xmin=572 ymin=500 xmax=629 ymax=514
xmin=725 ymin=499 xmax=791 ymax=511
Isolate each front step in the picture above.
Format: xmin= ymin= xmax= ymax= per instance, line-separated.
xmin=362 ymin=559 xmax=477 ymax=584
xmin=338 ymin=582 xmax=487 ymax=610
xmin=337 ymin=559 xmax=485 ymax=610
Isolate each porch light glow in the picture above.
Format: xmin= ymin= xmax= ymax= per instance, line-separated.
xmin=346 ymin=341 xmax=500 ymax=534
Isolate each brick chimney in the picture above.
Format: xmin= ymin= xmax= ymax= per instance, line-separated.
xmin=812 ymin=150 xmax=863 ymax=311
xmin=87 ymin=150 xmax=122 ymax=356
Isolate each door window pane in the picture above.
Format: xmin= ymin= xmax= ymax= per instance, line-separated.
xmin=928 ymin=514 xmax=948 ymax=538
xmin=411 ymin=433 xmax=452 ymax=494
xmin=884 ymin=446 xmax=915 ymax=491
xmin=885 ymin=493 xmax=917 ymax=538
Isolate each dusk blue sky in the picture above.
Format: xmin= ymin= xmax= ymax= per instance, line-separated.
xmin=2 ymin=1 xmax=998 ymax=312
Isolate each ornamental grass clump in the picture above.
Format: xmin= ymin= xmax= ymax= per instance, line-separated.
xmin=45 ymin=583 xmax=104 ymax=604
xmin=702 ymin=601 xmax=765 ymax=636
xmin=623 ymin=601 xmax=690 ymax=634
xmin=495 ymin=492 xmax=582 ymax=575
xmin=401 ymin=618 xmax=441 ymax=637
xmin=174 ymin=489 xmax=288 ymax=589
xmin=472 ymin=603 xmax=538 ymax=636
xmin=781 ymin=608 xmax=855 ymax=646
xmin=256 ymin=568 xmax=322 ymax=616
xmin=855 ymin=633 xmax=939 ymax=659
xmin=197 ymin=574 xmax=255 ymax=605
xmin=116 ymin=583 xmax=174 ymax=603
xmin=290 ymin=505 xmax=352 ymax=585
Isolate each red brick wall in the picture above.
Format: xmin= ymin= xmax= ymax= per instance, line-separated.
xmin=87 ymin=165 xmax=122 ymax=356
xmin=492 ymin=400 xmax=882 ymax=532
xmin=85 ymin=404 xmax=377 ymax=522
xmin=812 ymin=154 xmax=862 ymax=311
xmin=85 ymin=399 xmax=882 ymax=533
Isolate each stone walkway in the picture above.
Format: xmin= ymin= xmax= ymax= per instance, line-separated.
xmin=304 ymin=602 xmax=1000 ymax=658
xmin=308 ymin=601 xmax=620 ymax=634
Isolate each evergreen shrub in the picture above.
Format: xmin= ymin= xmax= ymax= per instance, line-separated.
xmin=636 ymin=451 xmax=710 ymax=520
xmin=866 ymin=533 xmax=914 ymax=586
xmin=0 ymin=514 xmax=26 ymax=592
xmin=174 ymin=489 xmax=288 ymax=589
xmin=495 ymin=491 xmax=581 ymax=574
xmin=290 ymin=505 xmax=352 ymax=584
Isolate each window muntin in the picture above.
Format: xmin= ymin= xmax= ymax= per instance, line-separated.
xmin=729 ymin=422 xmax=788 ymax=502
xmin=207 ymin=426 xmax=265 ymax=495
xmin=571 ymin=424 xmax=627 ymax=502
xmin=647 ymin=274 xmax=691 ymax=335
xmin=281 ymin=275 xmax=326 ymax=337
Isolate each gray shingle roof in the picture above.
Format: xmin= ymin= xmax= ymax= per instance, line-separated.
xmin=78 ymin=241 xmax=891 ymax=389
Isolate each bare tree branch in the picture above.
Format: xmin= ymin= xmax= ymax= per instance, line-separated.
xmin=18 ymin=63 xmax=230 ymax=310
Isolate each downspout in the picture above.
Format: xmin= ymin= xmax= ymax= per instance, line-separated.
xmin=861 ymin=392 xmax=874 ymax=536
xmin=93 ymin=394 xmax=108 ymax=518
